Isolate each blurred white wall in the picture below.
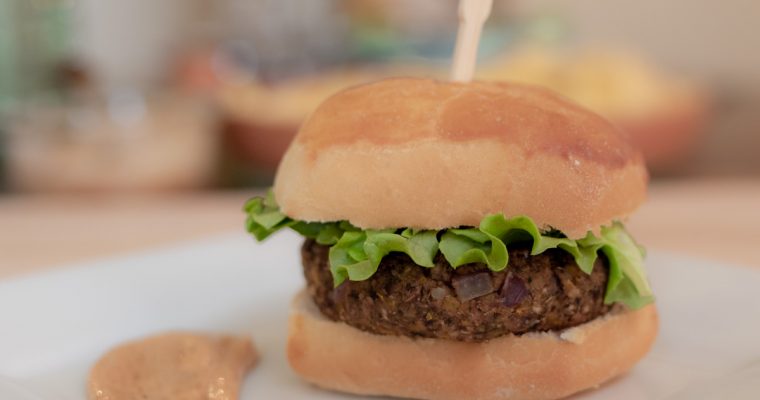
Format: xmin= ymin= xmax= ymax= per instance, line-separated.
xmin=72 ymin=0 xmax=346 ymax=86
xmin=74 ymin=0 xmax=200 ymax=89
xmin=72 ymin=0 xmax=760 ymax=90
xmin=513 ymin=0 xmax=760 ymax=88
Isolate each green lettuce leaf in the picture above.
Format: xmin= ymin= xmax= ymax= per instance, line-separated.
xmin=244 ymin=191 xmax=345 ymax=245
xmin=244 ymin=193 xmax=653 ymax=309
xmin=579 ymin=224 xmax=654 ymax=307
xmin=439 ymin=229 xmax=508 ymax=270
xmin=329 ymin=229 xmax=439 ymax=286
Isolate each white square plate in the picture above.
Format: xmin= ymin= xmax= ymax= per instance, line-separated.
xmin=1 ymin=232 xmax=759 ymax=399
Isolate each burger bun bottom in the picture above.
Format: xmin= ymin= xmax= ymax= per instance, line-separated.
xmin=287 ymin=290 xmax=658 ymax=400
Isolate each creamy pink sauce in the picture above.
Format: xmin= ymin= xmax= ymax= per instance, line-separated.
xmin=88 ymin=332 xmax=258 ymax=400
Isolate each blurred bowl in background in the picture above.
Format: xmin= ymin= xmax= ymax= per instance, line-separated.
xmin=215 ymin=64 xmax=438 ymax=183
xmin=479 ymin=48 xmax=709 ymax=173
xmin=615 ymin=92 xmax=708 ymax=173
xmin=5 ymin=92 xmax=217 ymax=192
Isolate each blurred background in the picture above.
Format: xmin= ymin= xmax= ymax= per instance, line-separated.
xmin=1 ymin=0 xmax=759 ymax=193
xmin=1 ymin=0 xmax=759 ymax=272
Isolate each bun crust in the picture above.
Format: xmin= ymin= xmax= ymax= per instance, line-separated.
xmin=274 ymin=78 xmax=647 ymax=238
xmin=287 ymin=291 xmax=658 ymax=400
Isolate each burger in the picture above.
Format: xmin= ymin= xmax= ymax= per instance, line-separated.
xmin=245 ymin=78 xmax=657 ymax=400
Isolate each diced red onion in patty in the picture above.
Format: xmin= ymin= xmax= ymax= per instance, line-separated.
xmin=501 ymin=272 xmax=529 ymax=307
xmin=452 ymin=272 xmax=495 ymax=302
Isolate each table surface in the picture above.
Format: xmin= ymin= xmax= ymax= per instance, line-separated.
xmin=1 ymin=179 xmax=759 ymax=280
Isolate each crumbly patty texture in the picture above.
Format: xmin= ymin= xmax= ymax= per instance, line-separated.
xmin=302 ymin=239 xmax=614 ymax=342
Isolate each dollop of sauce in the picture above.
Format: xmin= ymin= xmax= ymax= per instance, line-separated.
xmin=88 ymin=332 xmax=258 ymax=400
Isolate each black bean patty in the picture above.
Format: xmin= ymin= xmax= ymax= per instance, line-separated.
xmin=302 ymin=239 xmax=614 ymax=342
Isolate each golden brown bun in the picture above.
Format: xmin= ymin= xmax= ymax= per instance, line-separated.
xmin=288 ymin=291 xmax=658 ymax=400
xmin=274 ymin=78 xmax=647 ymax=239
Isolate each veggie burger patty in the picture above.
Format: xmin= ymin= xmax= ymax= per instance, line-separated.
xmin=302 ymin=238 xmax=614 ymax=342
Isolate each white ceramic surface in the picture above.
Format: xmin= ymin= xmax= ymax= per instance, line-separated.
xmin=1 ymin=232 xmax=759 ymax=399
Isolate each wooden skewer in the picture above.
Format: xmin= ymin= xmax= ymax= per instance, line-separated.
xmin=450 ymin=0 xmax=493 ymax=82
